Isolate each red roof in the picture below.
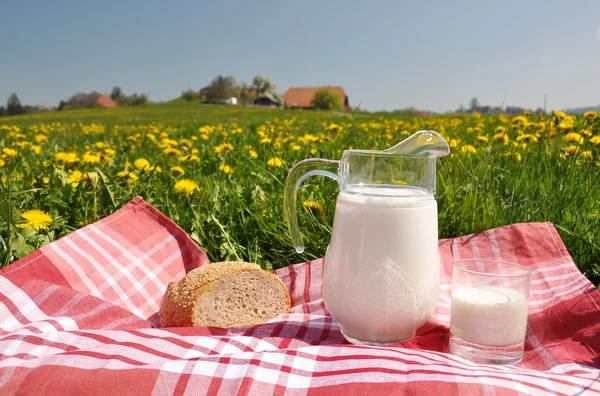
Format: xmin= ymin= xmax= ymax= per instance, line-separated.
xmin=282 ymin=87 xmax=350 ymax=110
xmin=96 ymin=94 xmax=117 ymax=108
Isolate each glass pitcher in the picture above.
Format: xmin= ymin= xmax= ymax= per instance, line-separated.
xmin=283 ymin=130 xmax=450 ymax=345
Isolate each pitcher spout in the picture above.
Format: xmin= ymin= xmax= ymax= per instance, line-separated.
xmin=383 ymin=130 xmax=450 ymax=158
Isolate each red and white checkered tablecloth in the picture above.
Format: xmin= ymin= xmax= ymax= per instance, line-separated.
xmin=1 ymin=197 xmax=599 ymax=395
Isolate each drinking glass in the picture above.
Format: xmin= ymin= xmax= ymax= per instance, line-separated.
xmin=449 ymin=259 xmax=532 ymax=364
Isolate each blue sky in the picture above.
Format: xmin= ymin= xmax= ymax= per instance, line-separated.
xmin=1 ymin=0 xmax=599 ymax=112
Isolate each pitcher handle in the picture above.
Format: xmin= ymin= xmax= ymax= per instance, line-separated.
xmin=283 ymin=158 xmax=340 ymax=253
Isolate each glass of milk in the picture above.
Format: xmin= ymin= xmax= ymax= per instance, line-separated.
xmin=449 ymin=259 xmax=532 ymax=364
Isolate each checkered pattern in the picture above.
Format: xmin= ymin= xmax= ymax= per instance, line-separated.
xmin=1 ymin=197 xmax=598 ymax=395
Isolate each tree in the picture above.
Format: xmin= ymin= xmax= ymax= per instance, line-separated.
xmin=181 ymin=89 xmax=197 ymax=103
xmin=311 ymin=88 xmax=343 ymax=111
xmin=7 ymin=93 xmax=24 ymax=115
xmin=0 ymin=106 xmax=7 ymax=117
xmin=251 ymin=76 xmax=276 ymax=96
xmin=110 ymin=86 xmax=123 ymax=101
xmin=469 ymin=97 xmax=480 ymax=111
xmin=203 ymin=75 xmax=238 ymax=102
xmin=66 ymin=92 xmax=101 ymax=109
xmin=58 ymin=100 xmax=66 ymax=111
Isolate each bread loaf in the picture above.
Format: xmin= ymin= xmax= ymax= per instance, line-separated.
xmin=160 ymin=261 xmax=290 ymax=328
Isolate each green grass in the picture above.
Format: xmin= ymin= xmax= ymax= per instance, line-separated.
xmin=1 ymin=103 xmax=599 ymax=288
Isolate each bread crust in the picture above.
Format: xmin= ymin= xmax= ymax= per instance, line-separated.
xmin=159 ymin=261 xmax=290 ymax=327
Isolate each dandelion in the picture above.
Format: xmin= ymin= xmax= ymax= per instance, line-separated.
xmin=492 ymin=132 xmax=509 ymax=145
xmin=564 ymin=132 xmax=583 ymax=144
xmin=476 ymin=135 xmax=489 ymax=143
xmin=559 ymin=117 xmax=575 ymax=131
xmin=0 ymin=159 xmax=4 ymax=167
xmin=43 ymin=177 xmax=50 ymax=184
xmin=67 ymin=170 xmax=83 ymax=187
xmin=219 ymin=164 xmax=234 ymax=174
xmin=134 ymin=158 xmax=151 ymax=170
xmin=260 ymin=137 xmax=273 ymax=144
xmin=127 ymin=172 xmax=138 ymax=185
xmin=179 ymin=154 xmax=200 ymax=162
xmin=35 ymin=134 xmax=48 ymax=143
xmin=565 ymin=145 xmax=579 ymax=155
xmin=171 ymin=166 xmax=185 ymax=176
xmin=292 ymin=144 xmax=301 ymax=151
xmin=516 ymin=134 xmax=539 ymax=143
xmin=17 ymin=210 xmax=53 ymax=231
xmin=83 ymin=171 xmax=101 ymax=186
xmin=581 ymin=150 xmax=594 ymax=160
xmin=460 ymin=145 xmax=477 ymax=155
xmin=2 ymin=148 xmax=18 ymax=158
xmin=326 ymin=123 xmax=342 ymax=132
xmin=392 ymin=180 xmax=407 ymax=185
xmin=303 ymin=200 xmax=324 ymax=215
xmin=163 ymin=147 xmax=181 ymax=156
xmin=249 ymin=149 xmax=258 ymax=159
xmin=267 ymin=157 xmax=284 ymax=168
xmin=81 ymin=153 xmax=101 ymax=164
xmin=590 ymin=135 xmax=600 ymax=145
xmin=584 ymin=111 xmax=598 ymax=122
xmin=174 ymin=179 xmax=200 ymax=197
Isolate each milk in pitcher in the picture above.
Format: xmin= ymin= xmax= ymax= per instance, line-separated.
xmin=322 ymin=185 xmax=440 ymax=344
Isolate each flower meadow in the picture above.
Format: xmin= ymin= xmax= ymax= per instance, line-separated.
xmin=1 ymin=104 xmax=599 ymax=287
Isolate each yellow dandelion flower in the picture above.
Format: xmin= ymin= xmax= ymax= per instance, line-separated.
xmin=43 ymin=177 xmax=50 ymax=184
xmin=492 ymin=132 xmax=509 ymax=145
xmin=292 ymin=144 xmax=301 ymax=151
xmin=516 ymin=133 xmax=538 ymax=143
xmin=127 ymin=173 xmax=138 ymax=185
xmin=180 ymin=154 xmax=200 ymax=162
xmin=180 ymin=139 xmax=193 ymax=148
xmin=564 ymin=132 xmax=583 ymax=144
xmin=581 ymin=150 xmax=594 ymax=160
xmin=392 ymin=180 xmax=407 ymax=185
xmin=582 ymin=129 xmax=592 ymax=137
xmin=174 ymin=179 xmax=200 ymax=197
xmin=219 ymin=164 xmax=234 ymax=174
xmin=164 ymin=147 xmax=181 ymax=156
xmin=134 ymin=158 xmax=150 ymax=170
xmin=303 ymin=200 xmax=324 ymax=215
xmin=495 ymin=126 xmax=507 ymax=134
xmin=81 ymin=153 xmax=101 ymax=164
xmin=260 ymin=137 xmax=272 ymax=144
xmin=2 ymin=148 xmax=17 ymax=158
xmin=460 ymin=145 xmax=477 ymax=155
xmin=171 ymin=166 xmax=185 ymax=176
xmin=200 ymin=134 xmax=209 ymax=140
xmin=559 ymin=117 xmax=575 ymax=131
xmin=221 ymin=143 xmax=234 ymax=151
xmin=565 ymin=145 xmax=579 ymax=155
xmin=17 ymin=210 xmax=53 ymax=231
xmin=67 ymin=170 xmax=83 ymax=187
xmin=326 ymin=123 xmax=342 ymax=132
xmin=590 ymin=135 xmax=600 ymax=145
xmin=267 ymin=158 xmax=284 ymax=168
xmin=476 ymin=135 xmax=489 ymax=143
xmin=0 ymin=159 xmax=4 ymax=167
xmin=584 ymin=111 xmax=598 ymax=121
xmin=95 ymin=142 xmax=106 ymax=149
xmin=249 ymin=149 xmax=258 ymax=159
xmin=29 ymin=145 xmax=42 ymax=154
xmin=35 ymin=134 xmax=48 ymax=143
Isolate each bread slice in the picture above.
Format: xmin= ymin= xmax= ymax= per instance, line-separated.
xmin=160 ymin=261 xmax=290 ymax=328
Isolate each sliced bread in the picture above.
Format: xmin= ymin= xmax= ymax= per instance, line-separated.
xmin=160 ymin=261 xmax=290 ymax=328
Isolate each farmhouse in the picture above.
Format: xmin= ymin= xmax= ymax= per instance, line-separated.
xmin=282 ymin=86 xmax=351 ymax=111
xmin=254 ymin=92 xmax=281 ymax=108
xmin=96 ymin=94 xmax=117 ymax=108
